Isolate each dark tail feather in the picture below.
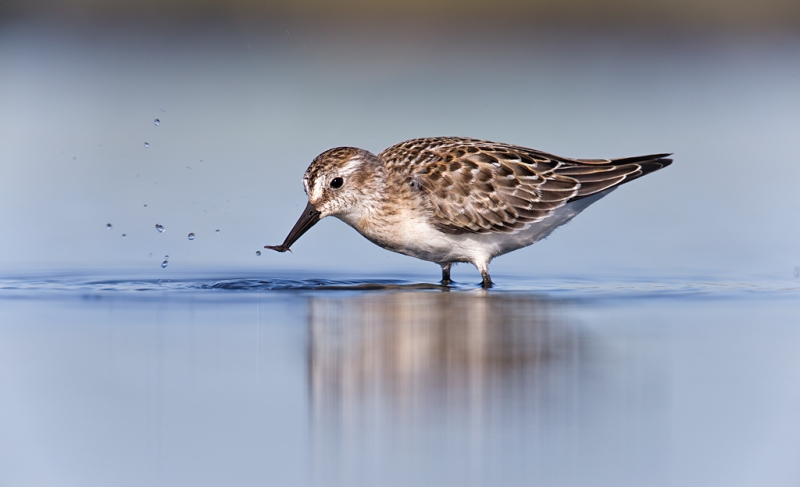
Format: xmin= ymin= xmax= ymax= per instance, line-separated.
xmin=567 ymin=153 xmax=673 ymax=201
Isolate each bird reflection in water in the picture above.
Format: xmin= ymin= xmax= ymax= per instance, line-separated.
xmin=308 ymin=291 xmax=579 ymax=412
xmin=306 ymin=291 xmax=587 ymax=484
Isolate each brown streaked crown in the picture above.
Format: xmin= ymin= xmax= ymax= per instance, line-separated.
xmin=303 ymin=147 xmax=363 ymax=188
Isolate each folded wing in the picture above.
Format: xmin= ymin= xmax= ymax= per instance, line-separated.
xmin=381 ymin=137 xmax=672 ymax=235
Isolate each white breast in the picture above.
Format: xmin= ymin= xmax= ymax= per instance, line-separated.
xmin=338 ymin=189 xmax=614 ymax=266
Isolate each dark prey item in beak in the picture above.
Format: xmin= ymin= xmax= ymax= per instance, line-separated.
xmin=265 ymin=202 xmax=321 ymax=252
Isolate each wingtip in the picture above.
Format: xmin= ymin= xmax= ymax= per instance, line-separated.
xmin=654 ymin=155 xmax=673 ymax=166
xmin=615 ymin=153 xmax=674 ymax=165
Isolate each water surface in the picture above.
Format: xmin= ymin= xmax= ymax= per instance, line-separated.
xmin=1 ymin=273 xmax=799 ymax=487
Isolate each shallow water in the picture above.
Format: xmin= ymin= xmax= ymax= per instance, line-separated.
xmin=2 ymin=273 xmax=800 ymax=487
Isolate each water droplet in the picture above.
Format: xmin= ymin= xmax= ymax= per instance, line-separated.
xmin=161 ymin=260 xmax=168 ymax=268
xmin=72 ymin=156 xmax=76 ymax=160
xmin=215 ymin=229 xmax=220 ymax=234
xmin=187 ymin=166 xmax=191 ymax=170
xmin=143 ymin=204 xmax=147 ymax=207
xmin=106 ymin=223 xmax=112 ymax=229
xmin=187 ymin=233 xmax=195 ymax=240
xmin=149 ymin=252 xmax=153 ymax=257
xmin=794 ymin=266 xmax=800 ymax=278
xmin=164 ymin=255 xmax=169 ymax=259
xmin=144 ymin=142 xmax=149 ymax=148
xmin=155 ymin=224 xmax=164 ymax=233
xmin=154 ymin=118 xmax=160 ymax=126
xmin=256 ymin=251 xmax=261 ymax=256
xmin=121 ymin=234 xmax=126 ymax=238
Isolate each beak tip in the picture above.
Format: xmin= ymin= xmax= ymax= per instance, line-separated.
xmin=268 ymin=201 xmax=320 ymax=254
xmin=265 ymin=245 xmax=289 ymax=252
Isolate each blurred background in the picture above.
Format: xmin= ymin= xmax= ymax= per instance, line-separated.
xmin=3 ymin=5 xmax=800 ymax=487
xmin=1 ymin=0 xmax=799 ymax=281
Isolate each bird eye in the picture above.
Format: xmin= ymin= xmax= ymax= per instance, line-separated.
xmin=330 ymin=177 xmax=344 ymax=189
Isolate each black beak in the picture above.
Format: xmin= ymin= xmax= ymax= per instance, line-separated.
xmin=265 ymin=201 xmax=321 ymax=253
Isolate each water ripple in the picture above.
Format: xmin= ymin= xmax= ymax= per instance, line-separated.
xmin=0 ymin=276 xmax=457 ymax=294
xmin=0 ymin=273 xmax=798 ymax=302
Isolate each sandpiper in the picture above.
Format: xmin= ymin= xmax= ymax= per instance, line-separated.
xmin=266 ymin=137 xmax=671 ymax=287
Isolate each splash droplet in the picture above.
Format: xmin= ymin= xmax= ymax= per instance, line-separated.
xmin=144 ymin=142 xmax=150 ymax=148
xmin=256 ymin=251 xmax=261 ymax=256
xmin=161 ymin=260 xmax=168 ymax=268
xmin=106 ymin=223 xmax=112 ymax=229
xmin=187 ymin=233 xmax=195 ymax=240
xmin=155 ymin=224 xmax=164 ymax=233
xmin=154 ymin=118 xmax=160 ymax=126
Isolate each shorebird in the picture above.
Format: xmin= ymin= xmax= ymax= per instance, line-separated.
xmin=266 ymin=137 xmax=671 ymax=288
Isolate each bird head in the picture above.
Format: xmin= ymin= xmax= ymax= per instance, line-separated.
xmin=266 ymin=147 xmax=384 ymax=252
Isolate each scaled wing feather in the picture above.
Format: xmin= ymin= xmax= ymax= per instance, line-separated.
xmin=380 ymin=137 xmax=671 ymax=235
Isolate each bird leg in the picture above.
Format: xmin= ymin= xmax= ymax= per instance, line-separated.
xmin=440 ymin=263 xmax=452 ymax=286
xmin=480 ymin=270 xmax=493 ymax=289
xmin=475 ymin=261 xmax=493 ymax=289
